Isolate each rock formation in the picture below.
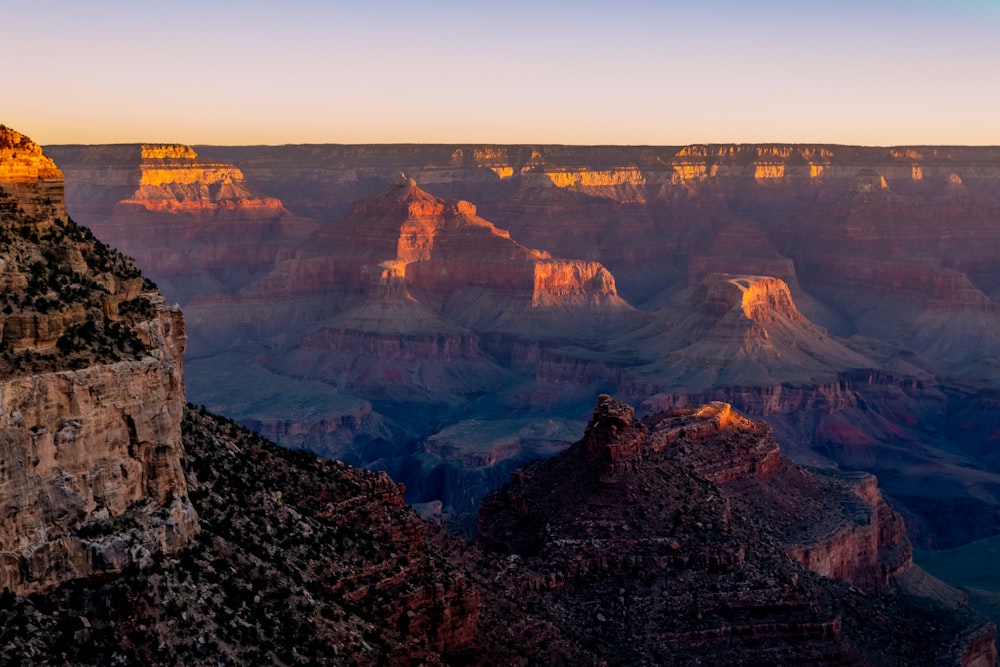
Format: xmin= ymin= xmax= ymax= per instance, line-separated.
xmin=622 ymin=274 xmax=876 ymax=391
xmin=113 ymin=144 xmax=285 ymax=217
xmin=45 ymin=143 xmax=313 ymax=303
xmin=46 ymin=140 xmax=1000 ymax=553
xmin=0 ymin=128 xmax=198 ymax=595
xmin=477 ymin=396 xmax=995 ymax=665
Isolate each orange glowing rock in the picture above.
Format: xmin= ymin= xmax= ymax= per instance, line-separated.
xmin=0 ymin=126 xmax=63 ymax=182
xmin=754 ymin=163 xmax=785 ymax=179
xmin=0 ymin=125 xmax=67 ymax=220
xmin=115 ymin=144 xmax=286 ymax=216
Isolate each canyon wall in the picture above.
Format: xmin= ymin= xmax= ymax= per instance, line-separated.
xmin=46 ymin=143 xmax=313 ymax=303
xmin=0 ymin=128 xmax=198 ymax=594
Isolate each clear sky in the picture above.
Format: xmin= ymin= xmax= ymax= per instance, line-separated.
xmin=4 ymin=0 xmax=999 ymax=146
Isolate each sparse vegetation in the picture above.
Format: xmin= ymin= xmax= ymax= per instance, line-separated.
xmin=0 ymin=205 xmax=155 ymax=376
xmin=0 ymin=407 xmax=471 ymax=665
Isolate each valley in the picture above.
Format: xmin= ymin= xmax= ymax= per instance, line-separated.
xmin=0 ymin=125 xmax=994 ymax=662
xmin=45 ymin=141 xmax=1000 ymax=549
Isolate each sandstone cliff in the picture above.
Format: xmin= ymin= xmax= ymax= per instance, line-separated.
xmin=0 ymin=128 xmax=198 ymax=595
xmin=0 ymin=125 xmax=66 ymax=221
xmin=621 ymin=273 xmax=878 ymax=391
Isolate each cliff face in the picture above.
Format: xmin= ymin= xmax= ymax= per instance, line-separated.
xmin=0 ymin=125 xmax=66 ymax=221
xmin=0 ymin=128 xmax=197 ymax=595
xmin=620 ymin=274 xmax=878 ymax=391
xmin=114 ymin=144 xmax=287 ymax=217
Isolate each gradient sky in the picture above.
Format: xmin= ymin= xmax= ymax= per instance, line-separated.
xmin=4 ymin=0 xmax=999 ymax=146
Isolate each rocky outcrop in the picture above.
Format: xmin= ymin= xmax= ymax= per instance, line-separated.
xmin=0 ymin=309 xmax=197 ymax=594
xmin=477 ymin=396 xmax=994 ymax=665
xmin=0 ymin=129 xmax=198 ymax=595
xmin=301 ymin=174 xmax=629 ymax=319
xmin=0 ymin=126 xmax=66 ymax=221
xmin=113 ymin=144 xmax=287 ymax=217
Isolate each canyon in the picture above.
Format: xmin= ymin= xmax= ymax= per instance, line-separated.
xmin=0 ymin=127 xmax=996 ymax=662
xmin=46 ymin=140 xmax=1000 ymax=551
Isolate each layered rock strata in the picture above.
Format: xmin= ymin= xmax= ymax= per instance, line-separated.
xmin=0 ymin=401 xmax=992 ymax=665
xmin=0 ymin=128 xmax=197 ymax=594
xmin=46 ymin=140 xmax=1000 ymax=553
xmin=45 ymin=143 xmax=311 ymax=303
xmin=621 ymin=273 xmax=878 ymax=391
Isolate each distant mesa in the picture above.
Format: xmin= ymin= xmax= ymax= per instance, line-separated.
xmin=623 ymin=273 xmax=876 ymax=392
xmin=114 ymin=143 xmax=289 ymax=218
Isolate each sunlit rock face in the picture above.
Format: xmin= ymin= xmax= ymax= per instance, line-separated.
xmin=45 ymin=143 xmax=312 ymax=303
xmin=0 ymin=129 xmax=198 ymax=595
xmin=114 ymin=144 xmax=287 ymax=217
xmin=0 ymin=126 xmax=67 ymax=221
xmin=621 ymin=274 xmax=876 ymax=392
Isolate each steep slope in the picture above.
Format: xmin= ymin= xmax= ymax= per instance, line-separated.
xmin=0 ymin=127 xmax=198 ymax=594
xmin=0 ymin=408 xmax=482 ymax=665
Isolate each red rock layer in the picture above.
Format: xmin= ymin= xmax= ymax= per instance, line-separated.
xmin=476 ymin=396 xmax=993 ymax=665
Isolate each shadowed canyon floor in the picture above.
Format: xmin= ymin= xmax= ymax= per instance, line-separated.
xmin=45 ymin=141 xmax=1000 ymax=552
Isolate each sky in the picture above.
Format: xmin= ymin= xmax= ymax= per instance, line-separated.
xmin=4 ymin=0 xmax=1000 ymax=146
